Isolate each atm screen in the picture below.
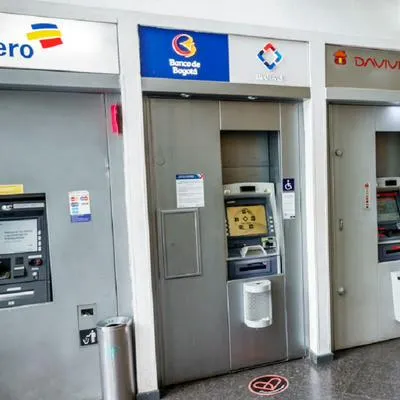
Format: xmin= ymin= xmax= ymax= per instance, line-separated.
xmin=0 ymin=219 xmax=38 ymax=255
xmin=377 ymin=196 xmax=400 ymax=223
xmin=226 ymin=205 xmax=268 ymax=237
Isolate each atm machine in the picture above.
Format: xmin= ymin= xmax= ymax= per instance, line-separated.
xmin=224 ymin=182 xmax=287 ymax=370
xmin=377 ymin=177 xmax=400 ymax=262
xmin=0 ymin=194 xmax=52 ymax=308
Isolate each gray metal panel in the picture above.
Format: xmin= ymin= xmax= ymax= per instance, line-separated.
xmin=374 ymin=109 xmax=400 ymax=341
xmin=376 ymin=133 xmax=400 ymax=178
xmin=297 ymin=104 xmax=310 ymax=353
xmin=222 ymin=167 xmax=270 ymax=184
xmin=220 ymin=101 xmax=280 ymax=131
xmin=279 ymin=103 xmax=307 ymax=358
xmin=142 ymin=78 xmax=311 ymax=99
xmin=375 ymin=107 xmax=400 ymax=132
xmin=329 ymin=105 xmax=379 ymax=350
xmin=104 ymin=94 xmax=132 ymax=316
xmin=160 ymin=209 xmax=202 ymax=279
xmin=0 ymin=90 xmax=117 ymax=400
xmin=148 ymin=98 xmax=229 ymax=385
xmin=220 ymin=131 xmax=271 ymax=184
xmin=327 ymin=87 xmax=400 ymax=104
xmin=0 ymin=68 xmax=119 ymax=93
xmin=377 ymin=262 xmax=400 ymax=340
xmin=228 ymin=275 xmax=287 ymax=370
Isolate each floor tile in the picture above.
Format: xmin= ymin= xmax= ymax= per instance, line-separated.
xmin=162 ymin=339 xmax=400 ymax=400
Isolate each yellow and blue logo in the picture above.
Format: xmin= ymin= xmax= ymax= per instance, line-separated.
xmin=172 ymin=34 xmax=196 ymax=58
xmin=26 ymin=23 xmax=63 ymax=49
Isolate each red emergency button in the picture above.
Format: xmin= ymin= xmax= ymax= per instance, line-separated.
xmin=29 ymin=258 xmax=43 ymax=267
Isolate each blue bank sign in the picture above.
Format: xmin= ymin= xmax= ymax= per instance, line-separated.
xmin=139 ymin=26 xmax=230 ymax=82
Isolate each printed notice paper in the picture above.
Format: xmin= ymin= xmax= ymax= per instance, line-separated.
xmin=176 ymin=174 xmax=205 ymax=208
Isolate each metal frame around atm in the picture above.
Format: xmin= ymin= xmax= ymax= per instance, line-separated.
xmin=143 ymin=77 xmax=310 ymax=385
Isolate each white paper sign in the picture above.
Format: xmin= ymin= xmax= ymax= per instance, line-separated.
xmin=176 ymin=174 xmax=205 ymax=208
xmin=68 ymin=190 xmax=92 ymax=223
xmin=0 ymin=13 xmax=119 ymax=74
xmin=282 ymin=178 xmax=296 ymax=219
xmin=282 ymin=192 xmax=296 ymax=219
xmin=229 ymin=35 xmax=310 ymax=87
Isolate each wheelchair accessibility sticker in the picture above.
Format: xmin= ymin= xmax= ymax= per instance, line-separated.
xmin=282 ymin=178 xmax=295 ymax=220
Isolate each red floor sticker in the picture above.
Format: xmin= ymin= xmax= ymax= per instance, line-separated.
xmin=248 ymin=374 xmax=289 ymax=396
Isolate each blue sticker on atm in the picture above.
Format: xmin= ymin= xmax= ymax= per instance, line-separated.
xmin=139 ymin=26 xmax=230 ymax=82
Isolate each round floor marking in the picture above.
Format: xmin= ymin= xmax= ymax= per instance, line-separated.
xmin=248 ymin=374 xmax=289 ymax=396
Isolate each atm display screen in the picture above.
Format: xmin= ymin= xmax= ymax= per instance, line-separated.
xmin=0 ymin=219 xmax=38 ymax=255
xmin=226 ymin=205 xmax=268 ymax=237
xmin=377 ymin=196 xmax=400 ymax=223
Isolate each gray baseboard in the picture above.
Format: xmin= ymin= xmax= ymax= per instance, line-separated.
xmin=136 ymin=390 xmax=161 ymax=400
xmin=309 ymin=350 xmax=334 ymax=365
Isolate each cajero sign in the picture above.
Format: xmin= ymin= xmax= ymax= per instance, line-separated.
xmin=0 ymin=12 xmax=119 ymax=74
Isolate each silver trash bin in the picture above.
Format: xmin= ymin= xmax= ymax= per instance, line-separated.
xmin=97 ymin=316 xmax=135 ymax=400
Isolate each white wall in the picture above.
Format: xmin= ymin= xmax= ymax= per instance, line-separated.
xmin=37 ymin=0 xmax=399 ymax=36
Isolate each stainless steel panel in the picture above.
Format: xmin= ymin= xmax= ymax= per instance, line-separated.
xmin=375 ymin=107 xmax=400 ymax=132
xmin=147 ymin=97 xmax=306 ymax=386
xmin=376 ymin=132 xmax=400 ymax=178
xmin=221 ymin=131 xmax=271 ymax=184
xmin=104 ymin=94 xmax=132 ymax=316
xmin=228 ymin=275 xmax=287 ymax=370
xmin=280 ymin=103 xmax=307 ymax=358
xmin=377 ymin=262 xmax=400 ymax=340
xmin=160 ymin=209 xmax=202 ymax=279
xmin=148 ymin=98 xmax=230 ymax=385
xmin=220 ymin=101 xmax=280 ymax=131
xmin=0 ymin=69 xmax=119 ymax=92
xmin=142 ymin=78 xmax=311 ymax=99
xmin=329 ymin=105 xmax=379 ymax=350
xmin=222 ymin=167 xmax=270 ymax=185
xmin=327 ymin=87 xmax=400 ymax=104
xmin=0 ymin=90 xmax=117 ymax=400
xmin=97 ymin=317 xmax=135 ymax=400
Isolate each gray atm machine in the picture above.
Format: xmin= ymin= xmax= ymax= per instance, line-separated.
xmin=377 ymin=177 xmax=400 ymax=262
xmin=0 ymin=193 xmax=52 ymax=308
xmin=145 ymin=98 xmax=306 ymax=386
xmin=224 ymin=182 xmax=287 ymax=370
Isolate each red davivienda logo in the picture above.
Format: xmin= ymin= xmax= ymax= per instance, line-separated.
xmin=334 ymin=49 xmax=400 ymax=70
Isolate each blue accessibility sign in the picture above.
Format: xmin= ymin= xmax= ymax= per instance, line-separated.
xmin=139 ymin=26 xmax=229 ymax=82
xmin=282 ymin=178 xmax=295 ymax=192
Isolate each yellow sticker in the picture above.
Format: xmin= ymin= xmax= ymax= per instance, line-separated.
xmin=0 ymin=184 xmax=24 ymax=195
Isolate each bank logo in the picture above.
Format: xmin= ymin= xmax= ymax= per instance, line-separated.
xmin=172 ymin=34 xmax=197 ymax=58
xmin=257 ymin=43 xmax=283 ymax=71
xmin=334 ymin=50 xmax=347 ymax=66
xmin=27 ymin=23 xmax=63 ymax=49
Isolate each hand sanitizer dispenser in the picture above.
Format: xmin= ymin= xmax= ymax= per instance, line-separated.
xmin=391 ymin=271 xmax=400 ymax=322
xmin=243 ymin=279 xmax=272 ymax=328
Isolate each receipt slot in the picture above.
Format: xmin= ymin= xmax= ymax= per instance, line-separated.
xmin=0 ymin=194 xmax=52 ymax=308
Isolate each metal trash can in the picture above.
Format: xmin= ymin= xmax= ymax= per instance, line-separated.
xmin=97 ymin=316 xmax=135 ymax=400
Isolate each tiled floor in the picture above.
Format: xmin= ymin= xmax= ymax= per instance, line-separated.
xmin=161 ymin=339 xmax=400 ymax=399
